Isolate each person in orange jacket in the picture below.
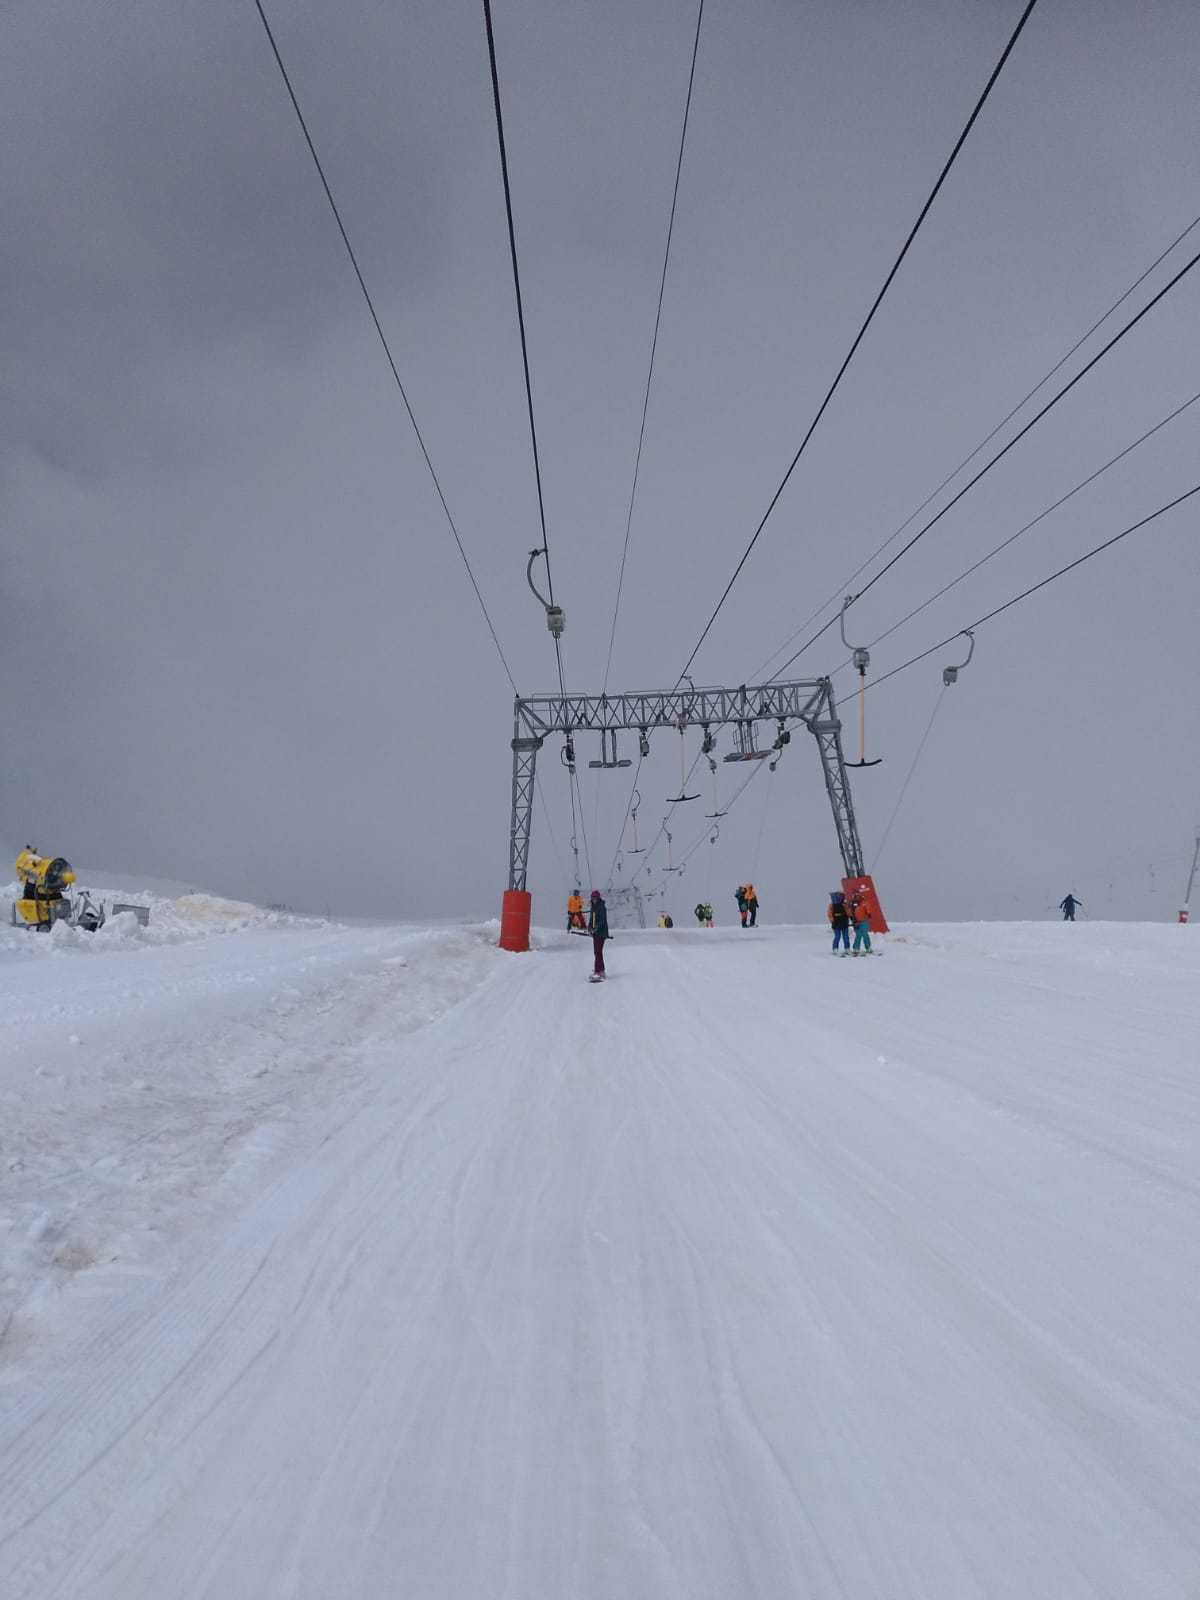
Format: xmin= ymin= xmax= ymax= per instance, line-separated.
xmin=743 ymin=883 xmax=759 ymax=927
xmin=567 ymin=890 xmax=586 ymax=931
xmin=827 ymin=891 xmax=851 ymax=953
xmin=849 ymin=893 xmax=872 ymax=955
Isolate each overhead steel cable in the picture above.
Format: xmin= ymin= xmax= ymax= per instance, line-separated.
xmin=750 ymin=208 xmax=1200 ymax=684
xmin=651 ymin=754 xmax=770 ymax=886
xmin=251 ymin=0 xmax=518 ymax=694
xmin=673 ymin=0 xmax=1041 ymax=687
xmin=861 ymin=482 xmax=1200 ymax=696
xmin=768 ymin=243 xmax=1200 ymax=682
xmin=481 ymin=0 xmax=564 ymax=681
xmin=654 ymin=483 xmax=1200 ymax=897
xmin=601 ymin=0 xmax=707 ymax=694
xmin=572 ymin=764 xmax=595 ymax=889
xmin=604 ymin=753 xmax=642 ymax=893
xmin=822 ymin=388 xmax=1200 ymax=683
xmin=873 ymin=686 xmax=948 ymax=868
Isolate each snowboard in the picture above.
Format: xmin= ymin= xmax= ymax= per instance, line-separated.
xmin=588 ymin=973 xmax=606 ymax=983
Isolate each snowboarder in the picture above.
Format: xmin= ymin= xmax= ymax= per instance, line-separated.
xmin=849 ymin=893 xmax=872 ymax=956
xmin=827 ymin=891 xmax=851 ymax=954
xmin=694 ymin=902 xmax=714 ymax=928
xmin=1059 ymin=893 xmax=1083 ymax=922
xmin=566 ymin=890 xmax=585 ymax=931
xmin=735 ymin=886 xmax=748 ymax=927
xmin=744 ymin=883 xmax=759 ymax=927
xmin=588 ymin=890 xmax=610 ymax=979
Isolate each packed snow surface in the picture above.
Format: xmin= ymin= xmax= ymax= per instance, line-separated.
xmin=1 ymin=913 xmax=1198 ymax=1597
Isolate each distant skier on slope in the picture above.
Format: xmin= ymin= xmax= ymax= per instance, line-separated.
xmin=694 ymin=901 xmax=714 ymax=928
xmin=566 ymin=890 xmax=585 ymax=931
xmin=588 ymin=890 xmax=610 ymax=980
xmin=744 ymin=884 xmax=759 ymax=927
xmin=1059 ymin=893 xmax=1083 ymax=922
xmin=735 ymin=886 xmax=749 ymax=928
xmin=828 ymin=891 xmax=851 ymax=954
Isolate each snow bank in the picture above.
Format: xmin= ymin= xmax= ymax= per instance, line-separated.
xmin=0 ymin=877 xmax=301 ymax=962
xmin=0 ymin=916 xmax=506 ymax=1364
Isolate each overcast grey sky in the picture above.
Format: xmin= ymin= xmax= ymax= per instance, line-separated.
xmin=3 ymin=0 xmax=1198 ymax=922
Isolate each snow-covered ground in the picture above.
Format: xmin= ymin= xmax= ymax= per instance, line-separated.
xmin=1 ymin=910 xmax=1198 ymax=1597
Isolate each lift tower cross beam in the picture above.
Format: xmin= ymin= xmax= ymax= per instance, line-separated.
xmin=499 ymin=677 xmax=886 ymax=949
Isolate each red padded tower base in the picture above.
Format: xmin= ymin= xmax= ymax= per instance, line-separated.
xmin=498 ymin=889 xmax=532 ymax=952
xmin=842 ymin=875 xmax=888 ymax=935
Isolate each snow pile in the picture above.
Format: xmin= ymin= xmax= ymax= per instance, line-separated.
xmin=0 ymin=878 xmax=295 ymax=959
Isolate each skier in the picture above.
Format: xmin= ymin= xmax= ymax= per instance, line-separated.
xmin=744 ymin=883 xmax=759 ymax=927
xmin=1059 ymin=892 xmax=1083 ymax=922
xmin=693 ymin=901 xmax=714 ymax=928
xmin=849 ymin=892 xmax=872 ymax=956
xmin=566 ymin=889 xmax=585 ymax=931
xmin=735 ymin=886 xmax=748 ymax=928
xmin=588 ymin=890 xmax=610 ymax=979
xmin=657 ymin=912 xmax=674 ymax=929
xmin=827 ymin=890 xmax=851 ymax=954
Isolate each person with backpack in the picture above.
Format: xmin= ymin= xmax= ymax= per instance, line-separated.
xmin=1059 ymin=893 xmax=1083 ymax=922
xmin=743 ymin=884 xmax=759 ymax=927
xmin=588 ymin=890 xmax=610 ymax=978
xmin=693 ymin=901 xmax=714 ymax=928
xmin=735 ymin=886 xmax=749 ymax=928
xmin=849 ymin=893 xmax=872 ymax=956
xmin=827 ymin=891 xmax=851 ymax=953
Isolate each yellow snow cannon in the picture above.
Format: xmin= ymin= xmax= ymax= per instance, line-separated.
xmin=13 ymin=847 xmax=76 ymax=929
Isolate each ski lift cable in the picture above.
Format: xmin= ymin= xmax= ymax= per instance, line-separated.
xmin=571 ymin=764 xmax=595 ymax=888
xmin=601 ymin=0 xmax=707 ymax=695
xmin=767 ymin=243 xmax=1200 ymax=685
xmin=667 ymin=759 xmax=769 ymax=881
xmin=671 ymin=0 xmax=1042 ymax=691
xmin=751 ymin=763 xmax=775 ymax=879
xmin=872 ymin=685 xmax=948 ymax=869
xmin=604 ymin=755 xmax=643 ymax=893
xmin=250 ymin=0 xmax=520 ymax=699
xmin=634 ymin=748 xmax=707 ymax=877
xmin=481 ymin=0 xmax=575 ymax=712
xmin=748 ymin=208 xmax=1200 ymax=685
xmin=862 ymin=480 xmax=1200 ymax=697
xmin=819 ymin=387 xmax=1200 ymax=691
xmin=535 ymin=776 xmax=570 ymax=886
xmin=642 ymin=735 xmax=778 ymax=897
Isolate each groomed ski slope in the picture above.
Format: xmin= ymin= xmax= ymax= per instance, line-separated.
xmin=2 ymin=918 xmax=1199 ymax=1598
